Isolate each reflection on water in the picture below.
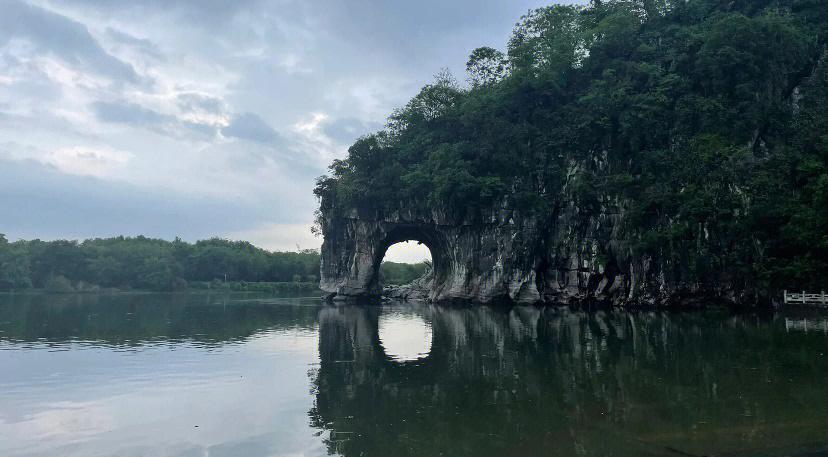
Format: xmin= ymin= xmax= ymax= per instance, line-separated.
xmin=785 ymin=317 xmax=828 ymax=333
xmin=0 ymin=293 xmax=325 ymax=457
xmin=311 ymin=305 xmax=828 ymax=457
xmin=1 ymin=294 xmax=828 ymax=457
xmin=377 ymin=304 xmax=433 ymax=361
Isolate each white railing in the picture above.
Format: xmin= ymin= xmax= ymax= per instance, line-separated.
xmin=784 ymin=290 xmax=828 ymax=306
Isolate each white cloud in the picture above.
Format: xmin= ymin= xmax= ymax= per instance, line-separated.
xmin=45 ymin=145 xmax=131 ymax=177
xmin=384 ymin=242 xmax=432 ymax=264
xmin=278 ymin=53 xmax=312 ymax=74
xmin=293 ymin=111 xmax=328 ymax=134
xmin=226 ymin=223 xmax=320 ymax=252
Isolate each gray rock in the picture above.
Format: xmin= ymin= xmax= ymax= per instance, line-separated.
xmin=383 ymin=271 xmax=432 ymax=301
xmin=318 ymin=175 xmax=749 ymax=308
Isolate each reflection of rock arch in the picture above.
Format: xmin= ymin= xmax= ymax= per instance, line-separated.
xmin=310 ymin=305 xmax=814 ymax=457
xmin=310 ymin=303 xmax=557 ymax=457
xmin=316 ymin=304 xmax=439 ymax=369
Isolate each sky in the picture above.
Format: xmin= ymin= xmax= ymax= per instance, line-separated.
xmin=0 ymin=0 xmax=582 ymax=262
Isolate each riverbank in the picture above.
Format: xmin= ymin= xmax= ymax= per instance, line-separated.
xmin=0 ymin=281 xmax=322 ymax=295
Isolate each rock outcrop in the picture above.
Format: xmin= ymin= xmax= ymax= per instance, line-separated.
xmin=318 ymin=196 xmax=753 ymax=307
xmin=319 ymin=161 xmax=756 ymax=307
xmin=382 ymin=270 xmax=432 ymax=301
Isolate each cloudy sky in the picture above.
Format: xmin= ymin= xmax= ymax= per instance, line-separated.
xmin=0 ymin=0 xmax=580 ymax=261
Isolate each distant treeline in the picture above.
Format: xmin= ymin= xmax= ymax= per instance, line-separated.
xmin=0 ymin=235 xmax=320 ymax=292
xmin=380 ymin=261 xmax=430 ymax=286
xmin=0 ymin=234 xmax=429 ymax=292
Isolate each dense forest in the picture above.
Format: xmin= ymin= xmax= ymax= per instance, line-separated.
xmin=0 ymin=235 xmax=320 ymax=292
xmin=380 ymin=261 xmax=431 ymax=285
xmin=315 ymin=0 xmax=828 ymax=294
xmin=0 ymin=234 xmax=428 ymax=292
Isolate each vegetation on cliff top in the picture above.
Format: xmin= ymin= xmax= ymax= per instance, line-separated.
xmin=315 ymin=0 xmax=828 ymax=293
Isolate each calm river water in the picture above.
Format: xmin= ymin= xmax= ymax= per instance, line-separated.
xmin=1 ymin=293 xmax=827 ymax=457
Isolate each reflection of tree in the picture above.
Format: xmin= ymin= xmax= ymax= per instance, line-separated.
xmin=0 ymin=293 xmax=319 ymax=346
xmin=310 ymin=305 xmax=828 ymax=457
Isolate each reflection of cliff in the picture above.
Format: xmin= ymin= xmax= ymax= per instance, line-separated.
xmin=310 ymin=304 xmax=828 ymax=457
xmin=0 ymin=293 xmax=319 ymax=346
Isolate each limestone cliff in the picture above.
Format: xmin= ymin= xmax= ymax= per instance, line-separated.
xmin=318 ymin=185 xmax=753 ymax=307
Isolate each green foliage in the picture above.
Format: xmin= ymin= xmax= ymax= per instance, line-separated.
xmin=508 ymin=5 xmax=586 ymax=83
xmin=188 ymin=280 xmax=320 ymax=294
xmin=0 ymin=234 xmax=32 ymax=290
xmin=466 ymin=47 xmax=507 ymax=87
xmin=0 ymin=236 xmax=321 ymax=292
xmin=379 ymin=261 xmax=430 ymax=285
xmin=43 ymin=275 xmax=74 ymax=293
xmin=316 ymin=0 xmax=828 ymax=293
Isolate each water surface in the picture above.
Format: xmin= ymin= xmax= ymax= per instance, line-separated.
xmin=1 ymin=293 xmax=827 ymax=456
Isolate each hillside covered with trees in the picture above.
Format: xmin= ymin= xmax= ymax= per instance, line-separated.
xmin=315 ymin=0 xmax=828 ymax=298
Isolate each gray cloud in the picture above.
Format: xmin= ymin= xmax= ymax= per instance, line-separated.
xmin=182 ymin=120 xmax=219 ymax=137
xmin=0 ymin=0 xmax=139 ymax=83
xmin=92 ymin=100 xmax=219 ymax=140
xmin=105 ymin=27 xmax=166 ymax=62
xmin=323 ymin=117 xmax=383 ymax=145
xmin=92 ymin=100 xmax=169 ymax=126
xmin=48 ymin=0 xmax=268 ymax=27
xmin=177 ymin=92 xmax=225 ymax=115
xmin=0 ymin=156 xmax=265 ymax=240
xmin=222 ymin=113 xmax=282 ymax=144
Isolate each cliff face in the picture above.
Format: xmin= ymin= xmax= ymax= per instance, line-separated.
xmin=319 ymin=207 xmax=543 ymax=304
xmin=319 ymin=184 xmax=751 ymax=307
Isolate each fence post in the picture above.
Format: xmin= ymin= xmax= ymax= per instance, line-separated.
xmin=802 ymin=290 xmax=806 ymax=304
xmin=784 ymin=290 xmax=788 ymax=304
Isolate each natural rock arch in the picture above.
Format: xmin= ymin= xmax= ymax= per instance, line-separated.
xmin=370 ymin=225 xmax=443 ymax=296
xmin=318 ymin=209 xmax=543 ymax=304
xmin=320 ymin=217 xmax=450 ymax=301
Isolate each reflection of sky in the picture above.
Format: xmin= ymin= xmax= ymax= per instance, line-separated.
xmin=0 ymin=329 xmax=326 ymax=457
xmin=378 ymin=308 xmax=432 ymax=362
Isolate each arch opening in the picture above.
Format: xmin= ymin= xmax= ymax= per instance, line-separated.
xmin=380 ymin=241 xmax=432 ymax=286
xmin=369 ymin=225 xmax=445 ymax=299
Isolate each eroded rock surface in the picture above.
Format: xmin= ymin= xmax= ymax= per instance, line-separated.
xmin=318 ymin=169 xmax=754 ymax=307
xmin=318 ymin=199 xmax=751 ymax=307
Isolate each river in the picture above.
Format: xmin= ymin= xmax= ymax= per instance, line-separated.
xmin=1 ymin=293 xmax=827 ymax=456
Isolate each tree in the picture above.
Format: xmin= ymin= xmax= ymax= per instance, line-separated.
xmin=467 ymin=47 xmax=508 ymax=87
xmin=0 ymin=235 xmax=32 ymax=290
xmin=0 ymin=236 xmax=323 ymax=291
xmin=507 ymin=5 xmax=586 ymax=82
